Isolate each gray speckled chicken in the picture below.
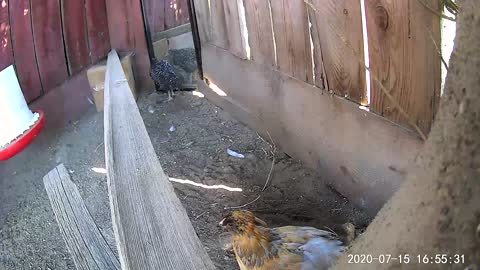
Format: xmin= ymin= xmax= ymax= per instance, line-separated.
xmin=150 ymin=59 xmax=181 ymax=101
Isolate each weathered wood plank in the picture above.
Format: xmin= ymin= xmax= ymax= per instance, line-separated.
xmin=144 ymin=0 xmax=165 ymax=33
xmin=192 ymin=0 xmax=211 ymax=43
xmin=128 ymin=0 xmax=154 ymax=89
xmin=104 ymin=50 xmax=215 ymax=270
xmin=270 ymin=0 xmax=313 ymax=83
xmin=200 ymin=44 xmax=422 ymax=215
xmin=165 ymin=0 xmax=178 ymax=29
xmin=43 ymin=164 xmax=121 ymax=270
xmin=152 ymin=23 xmax=191 ymax=42
xmin=307 ymin=8 xmax=327 ymax=90
xmin=0 ymin=0 xmax=13 ymax=70
xmin=209 ymin=0 xmax=228 ymax=49
xmin=308 ymin=0 xmax=367 ymax=104
xmin=177 ymin=0 xmax=190 ymax=25
xmin=31 ymin=0 xmax=69 ymax=91
xmin=365 ymin=0 xmax=441 ymax=134
xmin=105 ymin=0 xmax=130 ymax=49
xmin=62 ymin=0 xmax=90 ymax=74
xmin=243 ymin=0 xmax=275 ymax=66
xmin=85 ymin=0 xmax=111 ymax=63
xmin=222 ymin=0 xmax=247 ymax=59
xmin=9 ymin=0 xmax=43 ymax=101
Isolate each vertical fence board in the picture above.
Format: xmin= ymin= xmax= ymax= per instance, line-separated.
xmin=223 ymin=0 xmax=246 ymax=59
xmin=308 ymin=0 xmax=366 ymax=104
xmin=62 ymin=0 xmax=90 ymax=74
xmin=106 ymin=0 xmax=131 ymax=50
xmin=209 ymin=0 xmax=228 ymax=49
xmin=366 ymin=0 xmax=441 ymax=134
xmin=270 ymin=0 xmax=313 ymax=83
xmin=307 ymin=8 xmax=327 ymax=90
xmin=192 ymin=0 xmax=210 ymax=43
xmin=244 ymin=0 xmax=275 ymax=66
xmin=9 ymin=0 xmax=43 ymax=101
xmin=177 ymin=0 xmax=190 ymax=25
xmin=145 ymin=0 xmax=165 ymax=33
xmin=85 ymin=0 xmax=111 ymax=63
xmin=31 ymin=0 xmax=68 ymax=91
xmin=0 ymin=0 xmax=13 ymax=70
xmin=165 ymin=0 xmax=177 ymax=29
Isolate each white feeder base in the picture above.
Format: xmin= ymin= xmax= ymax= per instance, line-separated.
xmin=0 ymin=65 xmax=38 ymax=148
xmin=0 ymin=112 xmax=40 ymax=149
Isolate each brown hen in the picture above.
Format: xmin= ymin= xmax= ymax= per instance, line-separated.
xmin=219 ymin=210 xmax=350 ymax=270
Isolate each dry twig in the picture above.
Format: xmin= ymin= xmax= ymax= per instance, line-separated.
xmin=224 ymin=131 xmax=277 ymax=210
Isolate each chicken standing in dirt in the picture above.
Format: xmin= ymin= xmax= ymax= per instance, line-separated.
xmin=219 ymin=210 xmax=351 ymax=270
xmin=150 ymin=59 xmax=181 ymax=101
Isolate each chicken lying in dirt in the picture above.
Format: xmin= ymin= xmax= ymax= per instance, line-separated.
xmin=219 ymin=210 xmax=354 ymax=270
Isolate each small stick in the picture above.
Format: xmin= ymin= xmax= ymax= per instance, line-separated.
xmin=225 ymin=131 xmax=277 ymax=210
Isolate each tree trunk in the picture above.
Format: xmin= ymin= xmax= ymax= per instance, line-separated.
xmin=333 ymin=0 xmax=480 ymax=269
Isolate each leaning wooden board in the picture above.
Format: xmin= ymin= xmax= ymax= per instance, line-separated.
xmin=44 ymin=164 xmax=121 ymax=270
xmin=9 ymin=0 xmax=43 ymax=101
xmin=104 ymin=50 xmax=215 ymax=270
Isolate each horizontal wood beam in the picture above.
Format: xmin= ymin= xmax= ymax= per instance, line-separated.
xmin=152 ymin=23 xmax=192 ymax=42
xmin=104 ymin=50 xmax=214 ymax=270
xmin=43 ymin=164 xmax=121 ymax=270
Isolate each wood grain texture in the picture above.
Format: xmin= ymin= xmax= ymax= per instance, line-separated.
xmin=105 ymin=0 xmax=130 ymax=49
xmin=104 ymin=50 xmax=215 ymax=270
xmin=43 ymin=164 xmax=121 ymax=270
xmin=192 ymin=0 xmax=211 ymax=43
xmin=200 ymin=44 xmax=422 ymax=215
xmin=144 ymin=0 xmax=165 ymax=33
xmin=177 ymin=0 xmax=190 ymax=25
xmin=85 ymin=0 xmax=111 ymax=63
xmin=62 ymin=0 xmax=90 ymax=74
xmin=308 ymin=0 xmax=367 ymax=104
xmin=243 ymin=0 xmax=275 ymax=66
xmin=165 ymin=0 xmax=178 ymax=29
xmin=0 ymin=0 xmax=13 ymax=70
xmin=222 ymin=0 xmax=247 ymax=59
xmin=366 ymin=0 xmax=441 ymax=134
xmin=9 ymin=0 xmax=43 ymax=101
xmin=31 ymin=0 xmax=68 ymax=91
xmin=270 ymin=0 xmax=313 ymax=83
xmin=125 ymin=0 xmax=154 ymax=90
xmin=307 ymin=8 xmax=327 ymax=90
xmin=209 ymin=0 xmax=228 ymax=49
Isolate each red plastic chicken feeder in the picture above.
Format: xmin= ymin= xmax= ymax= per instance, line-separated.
xmin=0 ymin=65 xmax=45 ymax=161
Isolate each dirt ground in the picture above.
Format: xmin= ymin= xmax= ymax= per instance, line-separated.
xmin=139 ymin=91 xmax=371 ymax=269
xmin=0 ymin=90 xmax=370 ymax=269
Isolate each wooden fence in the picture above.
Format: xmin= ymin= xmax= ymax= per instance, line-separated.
xmin=143 ymin=0 xmax=190 ymax=38
xmin=0 ymin=0 xmax=110 ymax=103
xmin=193 ymin=0 xmax=441 ymax=136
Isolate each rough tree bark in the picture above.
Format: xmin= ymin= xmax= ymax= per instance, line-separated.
xmin=333 ymin=0 xmax=480 ymax=269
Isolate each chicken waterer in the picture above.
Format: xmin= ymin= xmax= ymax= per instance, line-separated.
xmin=0 ymin=65 xmax=45 ymax=161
